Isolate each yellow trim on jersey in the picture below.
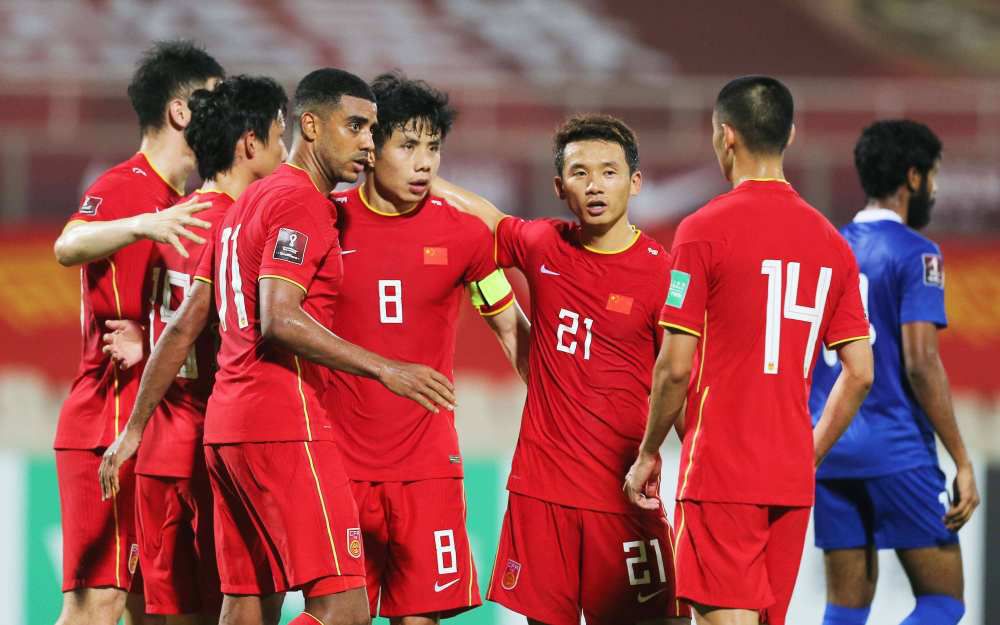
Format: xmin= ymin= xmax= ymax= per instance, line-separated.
xmin=112 ymin=488 xmax=122 ymax=588
xmin=462 ymin=483 xmax=474 ymax=606
xmin=658 ymin=321 xmax=702 ymax=338
xmin=826 ymin=334 xmax=871 ymax=349
xmin=696 ymin=314 xmax=708 ymax=393
xmin=109 ymin=260 xmax=123 ymax=318
xmin=193 ymin=276 xmax=212 ymax=285
xmin=358 ymin=184 xmax=420 ymax=217
xmin=582 ymin=226 xmax=641 ymax=255
xmin=672 ymin=502 xmax=687 ymax=615
xmin=140 ymin=151 xmax=185 ymax=195
xmin=259 ymin=274 xmax=307 ymax=294
xmin=300 ymin=612 xmax=325 ymax=625
xmin=193 ymin=187 xmax=237 ymax=202
xmin=479 ymin=298 xmax=514 ymax=318
xmin=283 ymin=162 xmax=322 ymax=193
xmin=742 ymin=177 xmax=789 ymax=184
xmin=302 ymin=442 xmax=342 ymax=575
xmin=493 ymin=215 xmax=512 ymax=265
xmin=63 ymin=219 xmax=88 ymax=231
xmin=677 ymin=386 xmax=710 ymax=500
xmin=294 ymin=356 xmax=313 ymax=441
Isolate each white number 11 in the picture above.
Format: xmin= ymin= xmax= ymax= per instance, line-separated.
xmin=761 ymin=259 xmax=832 ymax=378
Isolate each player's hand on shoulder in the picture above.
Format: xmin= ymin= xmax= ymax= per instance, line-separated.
xmin=623 ymin=452 xmax=662 ymax=510
xmin=429 ymin=177 xmax=506 ymax=231
xmin=102 ymin=319 xmax=146 ymax=370
xmin=944 ymin=462 xmax=980 ymax=531
xmin=133 ymin=196 xmax=213 ymax=257
xmin=377 ymin=360 xmax=456 ymax=413
xmin=98 ymin=425 xmax=142 ymax=500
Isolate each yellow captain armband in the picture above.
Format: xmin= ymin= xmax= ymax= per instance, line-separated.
xmin=468 ymin=268 xmax=513 ymax=308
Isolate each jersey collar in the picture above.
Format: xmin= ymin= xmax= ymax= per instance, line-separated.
xmin=853 ymin=207 xmax=903 ymax=224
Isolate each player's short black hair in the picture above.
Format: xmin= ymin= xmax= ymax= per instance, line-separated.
xmin=185 ymin=75 xmax=288 ymax=181
xmin=127 ymin=40 xmax=224 ymax=134
xmin=553 ymin=114 xmax=640 ymax=175
xmin=854 ymin=120 xmax=942 ymax=200
xmin=293 ymin=68 xmax=375 ymax=127
xmin=715 ymin=75 xmax=794 ymax=155
xmin=369 ymin=71 xmax=456 ymax=150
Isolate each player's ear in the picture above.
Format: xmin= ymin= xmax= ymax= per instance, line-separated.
xmin=722 ymin=123 xmax=737 ymax=153
xmin=244 ymin=131 xmax=258 ymax=159
xmin=629 ymin=170 xmax=642 ymax=197
xmin=553 ymin=176 xmax=566 ymax=200
xmin=299 ymin=111 xmax=318 ymax=142
xmin=906 ymin=165 xmax=922 ymax=192
xmin=786 ymin=124 xmax=796 ymax=149
xmin=167 ymin=98 xmax=190 ymax=131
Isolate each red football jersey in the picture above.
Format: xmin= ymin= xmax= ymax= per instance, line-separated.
xmin=660 ymin=180 xmax=869 ymax=506
xmin=496 ymin=217 xmax=670 ymax=514
xmin=55 ymin=152 xmax=183 ymax=450
xmin=199 ymin=164 xmax=343 ymax=444
xmin=325 ymin=187 xmax=513 ymax=481
xmin=136 ymin=189 xmax=233 ymax=477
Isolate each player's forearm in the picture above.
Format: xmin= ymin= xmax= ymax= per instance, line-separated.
xmin=639 ymin=365 xmax=688 ymax=457
xmin=908 ymin=356 xmax=970 ymax=468
xmin=126 ymin=288 xmax=211 ymax=436
xmin=265 ymin=306 xmax=390 ymax=380
xmin=483 ymin=302 xmax=531 ymax=383
xmin=54 ymin=218 xmax=144 ymax=266
xmin=430 ymin=178 xmax=506 ymax=231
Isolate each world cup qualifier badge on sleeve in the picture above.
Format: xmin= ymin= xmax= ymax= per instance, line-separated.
xmin=922 ymin=253 xmax=944 ymax=287
xmin=501 ymin=559 xmax=521 ymax=590
xmin=273 ymin=228 xmax=308 ymax=265
xmin=347 ymin=528 xmax=362 ymax=559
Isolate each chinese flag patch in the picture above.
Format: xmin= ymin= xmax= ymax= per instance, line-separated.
xmin=424 ymin=247 xmax=448 ymax=265
xmin=606 ymin=293 xmax=633 ymax=315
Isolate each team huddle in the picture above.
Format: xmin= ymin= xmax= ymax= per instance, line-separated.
xmin=51 ymin=40 xmax=978 ymax=625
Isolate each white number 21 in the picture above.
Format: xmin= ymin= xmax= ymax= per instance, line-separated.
xmin=761 ymin=259 xmax=832 ymax=378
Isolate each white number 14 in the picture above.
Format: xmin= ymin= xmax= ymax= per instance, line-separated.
xmin=761 ymin=259 xmax=832 ymax=378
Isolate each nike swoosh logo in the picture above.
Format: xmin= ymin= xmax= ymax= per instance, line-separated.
xmin=637 ymin=588 xmax=666 ymax=603
xmin=434 ymin=578 xmax=460 ymax=592
xmin=341 ymin=250 xmax=358 ymax=255
xmin=540 ymin=264 xmax=560 ymax=276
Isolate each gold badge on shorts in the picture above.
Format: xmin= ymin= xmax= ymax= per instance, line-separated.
xmin=128 ymin=543 xmax=140 ymax=575
xmin=347 ymin=528 xmax=362 ymax=559
xmin=501 ymin=559 xmax=521 ymax=590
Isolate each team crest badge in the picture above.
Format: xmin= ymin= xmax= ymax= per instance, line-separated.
xmin=922 ymin=253 xmax=944 ymax=288
xmin=128 ymin=543 xmax=140 ymax=575
xmin=500 ymin=559 xmax=521 ymax=590
xmin=347 ymin=528 xmax=362 ymax=559
xmin=80 ymin=195 xmax=102 ymax=216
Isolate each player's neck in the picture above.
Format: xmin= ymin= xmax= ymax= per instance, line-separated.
xmin=200 ymin=168 xmax=254 ymax=201
xmin=361 ymin=176 xmax=418 ymax=215
xmin=865 ymin=194 xmax=907 ymax=222
xmin=139 ymin=130 xmax=195 ymax=194
xmin=578 ymin=214 xmax=637 ymax=253
xmin=730 ymin=154 xmax=786 ymax=188
xmin=287 ymin=143 xmax=336 ymax=195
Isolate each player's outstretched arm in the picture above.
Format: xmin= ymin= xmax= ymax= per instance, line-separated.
xmin=430 ymin=178 xmax=507 ymax=232
xmin=54 ymin=196 xmax=213 ymax=266
xmin=481 ymin=301 xmax=531 ymax=384
xmin=903 ymin=321 xmax=980 ymax=530
xmin=259 ymin=277 xmax=456 ymax=413
xmin=98 ymin=280 xmax=213 ymax=500
xmin=624 ymin=331 xmax=699 ymax=509
xmin=814 ymin=338 xmax=873 ymax=467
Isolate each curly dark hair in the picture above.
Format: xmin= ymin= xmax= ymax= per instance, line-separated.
xmin=185 ymin=75 xmax=287 ymax=181
xmin=715 ymin=75 xmax=794 ymax=155
xmin=369 ymin=71 xmax=456 ymax=150
xmin=127 ymin=40 xmax=224 ymax=134
xmin=854 ymin=120 xmax=942 ymax=199
xmin=553 ymin=114 xmax=640 ymax=175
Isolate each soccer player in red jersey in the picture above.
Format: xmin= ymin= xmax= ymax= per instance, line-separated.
xmin=435 ymin=115 xmax=689 ymax=625
xmin=100 ymin=68 xmax=455 ymax=625
xmin=624 ymin=76 xmax=875 ymax=625
xmin=98 ymin=75 xmax=290 ymax=625
xmin=50 ymin=40 xmax=223 ymax=625
xmin=326 ymin=72 xmax=525 ymax=624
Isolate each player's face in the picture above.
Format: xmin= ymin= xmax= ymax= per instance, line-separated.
xmin=711 ymin=110 xmax=735 ymax=182
xmin=907 ymin=159 xmax=940 ymax=230
xmin=315 ymin=95 xmax=377 ymax=184
xmin=251 ymin=111 xmax=288 ymax=179
xmin=372 ymin=121 xmax=442 ymax=206
xmin=554 ymin=140 xmax=640 ymax=228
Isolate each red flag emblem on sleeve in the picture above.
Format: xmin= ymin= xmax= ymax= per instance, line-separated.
xmin=424 ymin=247 xmax=448 ymax=265
xmin=606 ymin=293 xmax=633 ymax=315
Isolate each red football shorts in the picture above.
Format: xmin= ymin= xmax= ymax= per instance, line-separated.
xmin=205 ymin=441 xmax=366 ymax=596
xmin=674 ymin=500 xmax=810 ymax=625
xmin=488 ymin=492 xmax=688 ymax=625
xmin=135 ymin=469 xmax=221 ymax=614
xmin=56 ymin=449 xmax=141 ymax=592
xmin=352 ymin=478 xmax=481 ymax=618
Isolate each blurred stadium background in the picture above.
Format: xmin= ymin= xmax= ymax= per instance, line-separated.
xmin=1 ymin=1 xmax=998 ymax=623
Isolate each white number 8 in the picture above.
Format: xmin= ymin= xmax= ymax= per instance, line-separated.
xmin=379 ymin=279 xmax=403 ymax=324
xmin=434 ymin=529 xmax=457 ymax=574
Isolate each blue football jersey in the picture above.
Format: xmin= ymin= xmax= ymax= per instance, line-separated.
xmin=810 ymin=208 xmax=947 ymax=479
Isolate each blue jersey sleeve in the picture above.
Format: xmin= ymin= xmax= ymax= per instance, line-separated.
xmin=898 ymin=239 xmax=947 ymax=328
